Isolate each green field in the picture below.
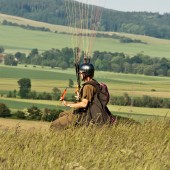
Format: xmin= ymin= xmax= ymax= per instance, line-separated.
xmin=0 ymin=13 xmax=170 ymax=122
xmin=1 ymin=14 xmax=170 ymax=58
xmin=1 ymin=64 xmax=170 ymax=97
xmin=0 ymin=97 xmax=169 ymax=122
xmin=0 ymin=64 xmax=170 ymax=121
xmin=0 ymin=14 xmax=170 ymax=169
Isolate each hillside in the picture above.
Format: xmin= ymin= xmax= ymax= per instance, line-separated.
xmin=0 ymin=120 xmax=169 ymax=169
xmin=1 ymin=13 xmax=170 ymax=58
xmin=0 ymin=13 xmax=68 ymax=33
xmin=0 ymin=0 xmax=170 ymax=39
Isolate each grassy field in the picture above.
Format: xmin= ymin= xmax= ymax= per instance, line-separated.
xmin=1 ymin=64 xmax=170 ymax=97
xmin=0 ymin=13 xmax=68 ymax=32
xmin=0 ymin=96 xmax=169 ymax=123
xmin=0 ymin=14 xmax=170 ymax=170
xmin=0 ymin=64 xmax=170 ymax=122
xmin=1 ymin=13 xmax=170 ymax=58
xmin=0 ymin=120 xmax=169 ymax=170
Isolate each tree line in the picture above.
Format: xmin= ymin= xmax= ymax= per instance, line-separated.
xmin=110 ymin=93 xmax=170 ymax=109
xmin=4 ymin=47 xmax=170 ymax=77
xmin=0 ymin=0 xmax=170 ymax=39
xmin=2 ymin=20 xmax=51 ymax=32
xmin=6 ymin=78 xmax=74 ymax=101
xmin=0 ymin=103 xmax=63 ymax=121
xmin=1 ymin=78 xmax=170 ymax=121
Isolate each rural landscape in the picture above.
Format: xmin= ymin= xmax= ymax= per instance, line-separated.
xmin=0 ymin=0 xmax=170 ymax=169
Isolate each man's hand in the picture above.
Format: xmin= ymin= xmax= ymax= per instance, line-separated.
xmin=62 ymin=100 xmax=68 ymax=106
xmin=75 ymin=91 xmax=80 ymax=101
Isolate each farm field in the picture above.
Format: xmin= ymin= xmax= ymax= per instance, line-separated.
xmin=1 ymin=64 xmax=170 ymax=98
xmin=0 ymin=14 xmax=170 ymax=170
xmin=0 ymin=64 xmax=170 ymax=123
xmin=1 ymin=13 xmax=170 ymax=58
xmin=0 ymin=96 xmax=169 ymax=123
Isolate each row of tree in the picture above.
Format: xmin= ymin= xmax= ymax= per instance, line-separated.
xmin=4 ymin=47 xmax=170 ymax=77
xmin=0 ymin=0 xmax=170 ymax=39
xmin=0 ymin=103 xmax=63 ymax=121
xmin=91 ymin=51 xmax=170 ymax=76
xmin=6 ymin=78 xmax=74 ymax=100
xmin=6 ymin=78 xmax=170 ymax=109
xmin=110 ymin=93 xmax=170 ymax=108
xmin=2 ymin=20 xmax=51 ymax=32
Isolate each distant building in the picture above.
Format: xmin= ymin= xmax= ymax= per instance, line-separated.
xmin=0 ymin=54 xmax=4 ymax=64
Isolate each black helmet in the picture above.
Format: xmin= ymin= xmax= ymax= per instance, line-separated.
xmin=79 ymin=63 xmax=94 ymax=77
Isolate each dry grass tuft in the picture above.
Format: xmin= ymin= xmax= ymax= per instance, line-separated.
xmin=0 ymin=119 xmax=169 ymax=169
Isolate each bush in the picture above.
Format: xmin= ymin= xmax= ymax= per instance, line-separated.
xmin=37 ymin=92 xmax=52 ymax=100
xmin=7 ymin=90 xmax=17 ymax=98
xmin=0 ymin=103 xmax=11 ymax=117
xmin=110 ymin=93 xmax=131 ymax=106
xmin=41 ymin=108 xmax=63 ymax=122
xmin=15 ymin=111 xmax=26 ymax=119
xmin=14 ymin=107 xmax=63 ymax=121
xmin=26 ymin=106 xmax=42 ymax=120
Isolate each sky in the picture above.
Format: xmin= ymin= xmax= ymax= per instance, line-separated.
xmin=76 ymin=0 xmax=170 ymax=14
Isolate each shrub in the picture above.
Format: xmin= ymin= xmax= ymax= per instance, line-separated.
xmin=26 ymin=106 xmax=42 ymax=120
xmin=0 ymin=103 xmax=11 ymax=117
xmin=37 ymin=92 xmax=52 ymax=100
xmin=15 ymin=111 xmax=26 ymax=119
xmin=41 ymin=108 xmax=63 ymax=122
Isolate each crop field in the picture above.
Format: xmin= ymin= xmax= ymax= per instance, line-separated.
xmin=1 ymin=96 xmax=170 ymax=122
xmin=1 ymin=64 xmax=170 ymax=97
xmin=0 ymin=97 xmax=63 ymax=111
xmin=0 ymin=64 xmax=170 ymax=123
xmin=1 ymin=13 xmax=170 ymax=58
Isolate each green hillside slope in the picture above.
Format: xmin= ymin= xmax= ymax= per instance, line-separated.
xmin=0 ymin=21 xmax=170 ymax=58
xmin=0 ymin=0 xmax=170 ymax=39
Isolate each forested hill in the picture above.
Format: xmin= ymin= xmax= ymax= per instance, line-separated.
xmin=0 ymin=0 xmax=170 ymax=39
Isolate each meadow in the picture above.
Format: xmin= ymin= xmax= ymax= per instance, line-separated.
xmin=0 ymin=64 xmax=170 ymax=122
xmin=0 ymin=120 xmax=169 ymax=170
xmin=0 ymin=14 xmax=170 ymax=170
xmin=1 ymin=13 xmax=170 ymax=58
xmin=1 ymin=64 xmax=170 ymax=97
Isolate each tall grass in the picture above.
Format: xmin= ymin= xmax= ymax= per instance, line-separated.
xmin=0 ymin=120 xmax=169 ymax=170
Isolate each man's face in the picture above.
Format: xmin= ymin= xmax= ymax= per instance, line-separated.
xmin=79 ymin=71 xmax=85 ymax=81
